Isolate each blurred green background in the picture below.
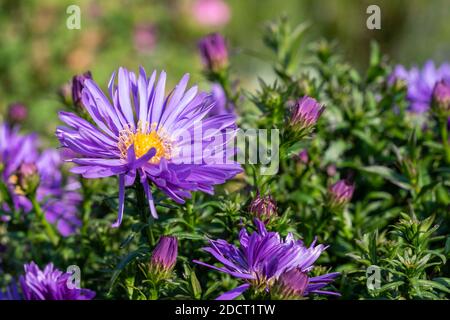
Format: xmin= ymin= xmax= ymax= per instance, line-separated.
xmin=1 ymin=0 xmax=449 ymax=143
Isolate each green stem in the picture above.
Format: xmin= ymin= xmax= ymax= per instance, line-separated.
xmin=31 ymin=196 xmax=59 ymax=246
xmin=217 ymin=71 xmax=239 ymax=107
xmin=81 ymin=199 xmax=92 ymax=237
xmin=135 ymin=182 xmax=154 ymax=246
xmin=439 ymin=118 xmax=450 ymax=163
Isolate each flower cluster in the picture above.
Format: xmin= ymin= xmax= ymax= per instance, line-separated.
xmin=390 ymin=61 xmax=450 ymax=113
xmin=149 ymin=235 xmax=178 ymax=278
xmin=198 ymin=33 xmax=229 ymax=74
xmin=194 ymin=219 xmax=339 ymax=300
xmin=0 ymin=123 xmax=82 ymax=235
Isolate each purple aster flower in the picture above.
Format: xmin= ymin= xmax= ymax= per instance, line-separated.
xmin=72 ymin=71 xmax=92 ymax=107
xmin=17 ymin=162 xmax=39 ymax=195
xmin=0 ymin=281 xmax=21 ymax=300
xmin=0 ymin=123 xmax=82 ymax=236
xmin=150 ymin=236 xmax=178 ymax=273
xmin=249 ymin=193 xmax=277 ymax=223
xmin=389 ymin=61 xmax=450 ymax=113
xmin=19 ymin=262 xmax=95 ymax=300
xmin=193 ymin=219 xmax=339 ymax=300
xmin=290 ymin=96 xmax=325 ymax=133
xmin=198 ymin=33 xmax=229 ymax=73
xmin=7 ymin=103 xmax=28 ymax=124
xmin=56 ymin=67 xmax=241 ymax=227
xmin=328 ymin=179 xmax=355 ymax=210
xmin=191 ymin=0 xmax=231 ymax=28
xmin=0 ymin=123 xmax=38 ymax=213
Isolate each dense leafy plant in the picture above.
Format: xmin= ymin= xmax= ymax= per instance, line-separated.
xmin=0 ymin=17 xmax=449 ymax=300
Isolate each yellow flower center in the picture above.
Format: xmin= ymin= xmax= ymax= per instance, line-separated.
xmin=118 ymin=122 xmax=172 ymax=164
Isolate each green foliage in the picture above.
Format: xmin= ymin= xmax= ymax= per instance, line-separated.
xmin=1 ymin=14 xmax=449 ymax=301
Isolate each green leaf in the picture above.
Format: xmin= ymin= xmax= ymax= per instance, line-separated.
xmin=190 ymin=270 xmax=202 ymax=299
xmin=108 ymin=246 xmax=149 ymax=293
xmin=374 ymin=281 xmax=404 ymax=294
xmin=414 ymin=279 xmax=450 ymax=294
xmin=356 ymin=165 xmax=412 ymax=190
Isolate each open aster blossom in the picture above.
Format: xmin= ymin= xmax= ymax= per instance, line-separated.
xmin=0 ymin=123 xmax=82 ymax=235
xmin=56 ymin=67 xmax=241 ymax=227
xmin=193 ymin=219 xmax=339 ymax=300
xmin=0 ymin=282 xmax=21 ymax=300
xmin=198 ymin=33 xmax=229 ymax=73
xmin=19 ymin=262 xmax=95 ymax=300
xmin=389 ymin=60 xmax=450 ymax=113
xmin=72 ymin=71 xmax=93 ymax=108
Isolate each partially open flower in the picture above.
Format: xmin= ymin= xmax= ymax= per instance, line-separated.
xmin=249 ymin=193 xmax=277 ymax=223
xmin=326 ymin=164 xmax=337 ymax=177
xmin=289 ymin=96 xmax=324 ymax=136
xmin=327 ymin=179 xmax=355 ymax=211
xmin=198 ymin=33 xmax=229 ymax=74
xmin=17 ymin=163 xmax=40 ymax=196
xmin=194 ymin=219 xmax=340 ymax=300
xmin=71 ymin=71 xmax=92 ymax=108
xmin=432 ymin=80 xmax=450 ymax=118
xmin=272 ymin=268 xmax=309 ymax=299
xmin=285 ymin=96 xmax=325 ymax=145
xmin=150 ymin=236 xmax=178 ymax=277
xmin=297 ymin=149 xmax=309 ymax=164
xmin=7 ymin=103 xmax=28 ymax=124
xmin=191 ymin=0 xmax=231 ymax=28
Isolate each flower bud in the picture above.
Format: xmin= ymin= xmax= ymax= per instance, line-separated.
xmin=296 ymin=149 xmax=309 ymax=164
xmin=150 ymin=236 xmax=178 ymax=276
xmin=17 ymin=163 xmax=40 ymax=196
xmin=72 ymin=71 xmax=92 ymax=108
xmin=7 ymin=103 xmax=28 ymax=124
xmin=133 ymin=23 xmax=157 ymax=54
xmin=432 ymin=80 xmax=450 ymax=118
xmin=327 ymin=179 xmax=354 ymax=211
xmin=289 ymin=96 xmax=324 ymax=134
xmin=198 ymin=33 xmax=229 ymax=73
xmin=249 ymin=193 xmax=277 ymax=223
xmin=272 ymin=268 xmax=309 ymax=300
xmin=326 ymin=164 xmax=337 ymax=177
